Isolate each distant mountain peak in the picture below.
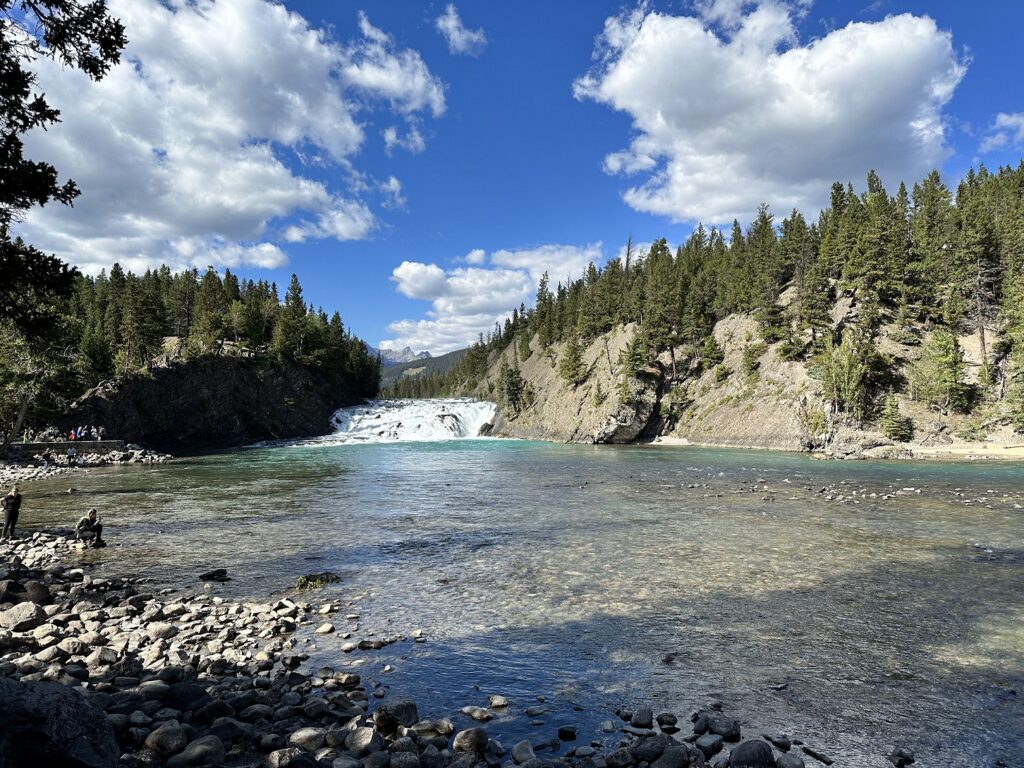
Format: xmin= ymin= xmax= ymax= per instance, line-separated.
xmin=375 ymin=346 xmax=432 ymax=366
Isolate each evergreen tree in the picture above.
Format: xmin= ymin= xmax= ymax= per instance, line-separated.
xmin=954 ymin=192 xmax=1000 ymax=364
xmin=880 ymin=392 xmax=913 ymax=442
xmin=272 ymin=274 xmax=308 ymax=360
xmin=559 ymin=330 xmax=586 ymax=386
xmin=820 ymin=329 xmax=870 ymax=420
xmin=909 ymin=329 xmax=970 ymax=412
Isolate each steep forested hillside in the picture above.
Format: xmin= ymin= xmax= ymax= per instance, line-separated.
xmin=417 ymin=164 xmax=1024 ymax=448
xmin=1 ymin=265 xmax=380 ymax=448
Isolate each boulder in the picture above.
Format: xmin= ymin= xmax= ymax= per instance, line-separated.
xmin=268 ymin=747 xmax=320 ymax=768
xmin=0 ymin=677 xmax=119 ymax=768
xmin=651 ymin=745 xmax=692 ymax=768
xmin=390 ymin=752 xmax=421 ymax=768
xmin=165 ymin=735 xmax=225 ymax=768
xmin=144 ymin=722 xmax=189 ymax=758
xmin=380 ymin=699 xmax=420 ymax=728
xmin=288 ymin=726 xmax=326 ymax=752
xmin=633 ymin=734 xmax=673 ymax=763
xmin=631 ymin=707 xmax=654 ymax=729
xmin=512 ymin=740 xmax=536 ymax=764
xmin=198 ymin=568 xmax=228 ymax=582
xmin=147 ymin=622 xmax=178 ymax=640
xmin=0 ymin=601 xmax=46 ymax=632
xmin=164 ymin=682 xmax=212 ymax=712
xmin=728 ymin=740 xmax=775 ymax=768
xmin=606 ymin=747 xmax=636 ymax=768
xmin=344 ymin=726 xmax=384 ymax=756
xmin=0 ymin=580 xmax=26 ymax=604
xmin=23 ymin=581 xmax=52 ymax=605
xmin=710 ymin=717 xmax=741 ymax=742
xmin=696 ymin=734 xmax=724 ymax=758
xmin=775 ymin=754 xmax=805 ymax=768
xmin=452 ymin=728 xmax=489 ymax=755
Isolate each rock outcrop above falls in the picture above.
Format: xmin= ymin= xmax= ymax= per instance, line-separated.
xmin=478 ymin=325 xmax=664 ymax=444
xmin=473 ymin=320 xmax=816 ymax=449
xmin=61 ymin=357 xmax=366 ymax=452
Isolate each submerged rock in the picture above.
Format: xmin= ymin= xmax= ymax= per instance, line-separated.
xmin=728 ymin=740 xmax=775 ymax=768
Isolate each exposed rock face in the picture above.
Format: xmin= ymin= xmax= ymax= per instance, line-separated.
xmin=60 ymin=356 xmax=365 ymax=452
xmin=477 ymin=324 xmax=663 ymax=444
xmin=472 ymin=318 xmax=814 ymax=448
xmin=0 ymin=676 xmax=119 ymax=768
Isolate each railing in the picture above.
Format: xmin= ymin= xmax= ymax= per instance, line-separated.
xmin=6 ymin=440 xmax=126 ymax=457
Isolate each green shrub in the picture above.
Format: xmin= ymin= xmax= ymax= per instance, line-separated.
xmin=715 ymin=364 xmax=730 ymax=382
xmin=955 ymin=418 xmax=986 ymax=441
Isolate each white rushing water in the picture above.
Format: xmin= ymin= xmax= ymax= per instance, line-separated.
xmin=324 ymin=398 xmax=497 ymax=444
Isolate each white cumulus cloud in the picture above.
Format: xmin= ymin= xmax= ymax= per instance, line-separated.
xmin=980 ymin=113 xmax=1024 ymax=154
xmin=382 ymin=244 xmax=602 ymax=354
xmin=435 ymin=4 xmax=487 ymax=56
xmin=14 ymin=0 xmax=446 ymax=274
xmin=382 ymin=125 xmax=427 ymax=155
xmin=574 ymin=3 xmax=967 ymax=224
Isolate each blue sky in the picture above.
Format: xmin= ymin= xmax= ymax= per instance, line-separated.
xmin=17 ymin=0 xmax=1024 ymax=353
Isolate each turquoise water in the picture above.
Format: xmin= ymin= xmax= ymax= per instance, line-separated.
xmin=17 ymin=439 xmax=1024 ymax=767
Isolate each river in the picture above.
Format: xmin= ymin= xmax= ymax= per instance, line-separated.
xmin=15 ymin=399 xmax=1024 ymax=767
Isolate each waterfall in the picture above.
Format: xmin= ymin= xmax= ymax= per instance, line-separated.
xmin=324 ymin=399 xmax=497 ymax=444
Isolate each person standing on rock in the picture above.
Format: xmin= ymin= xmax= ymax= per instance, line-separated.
xmin=1 ymin=485 xmax=22 ymax=541
xmin=76 ymin=508 xmax=104 ymax=547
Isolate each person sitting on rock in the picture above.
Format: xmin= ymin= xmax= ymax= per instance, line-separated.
xmin=76 ymin=508 xmax=104 ymax=547
xmin=1 ymin=485 xmax=22 ymax=541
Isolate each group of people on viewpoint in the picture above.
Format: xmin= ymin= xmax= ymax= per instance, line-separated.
xmin=66 ymin=425 xmax=105 ymax=441
xmin=2 ymin=485 xmax=105 ymax=548
xmin=19 ymin=425 xmax=107 ymax=443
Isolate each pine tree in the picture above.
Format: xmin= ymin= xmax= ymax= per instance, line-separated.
xmin=699 ymin=335 xmax=724 ymax=371
xmin=535 ymin=272 xmax=554 ymax=348
xmin=880 ymin=392 xmax=913 ymax=442
xmin=190 ymin=268 xmax=228 ymax=350
xmin=909 ymin=329 xmax=970 ymax=412
xmin=642 ymin=238 xmax=675 ymax=352
xmin=955 ymin=192 xmax=1000 ymax=366
xmin=271 ymin=274 xmax=308 ymax=360
xmin=909 ymin=170 xmax=954 ymax=310
xmin=620 ymin=330 xmax=649 ymax=376
xmin=559 ymin=331 xmax=586 ymax=386
xmin=820 ymin=329 xmax=870 ymax=420
xmin=497 ymin=358 xmax=530 ymax=416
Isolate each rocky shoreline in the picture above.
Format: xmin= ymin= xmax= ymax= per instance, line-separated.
xmin=0 ymin=532 xmax=910 ymax=768
xmin=0 ymin=447 xmax=172 ymax=488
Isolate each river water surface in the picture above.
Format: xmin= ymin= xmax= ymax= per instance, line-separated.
xmin=17 ymin=400 xmax=1024 ymax=767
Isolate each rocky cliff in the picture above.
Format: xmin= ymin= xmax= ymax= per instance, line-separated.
xmin=476 ymin=324 xmax=661 ymax=444
xmin=61 ymin=356 xmax=362 ymax=452
xmin=473 ymin=307 xmax=1018 ymax=459
xmin=473 ymin=319 xmax=817 ymax=450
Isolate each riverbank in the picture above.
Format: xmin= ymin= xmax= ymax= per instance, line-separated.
xmin=0 ymin=446 xmax=173 ymax=488
xmin=0 ymin=530 xmax=881 ymax=768
xmin=648 ymin=433 xmax=1024 ymax=461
